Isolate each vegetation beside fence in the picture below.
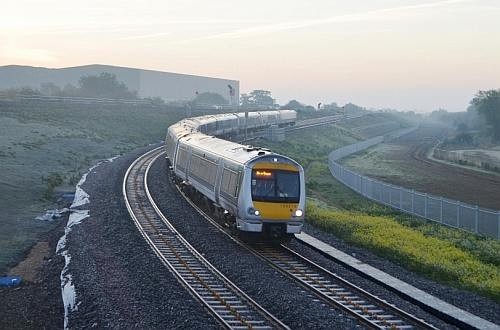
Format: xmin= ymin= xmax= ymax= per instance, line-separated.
xmin=306 ymin=202 xmax=500 ymax=301
xmin=259 ymin=115 xmax=500 ymax=300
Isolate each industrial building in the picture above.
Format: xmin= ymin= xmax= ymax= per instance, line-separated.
xmin=0 ymin=64 xmax=239 ymax=105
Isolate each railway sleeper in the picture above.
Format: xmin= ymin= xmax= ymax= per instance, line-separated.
xmin=225 ymin=320 xmax=267 ymax=325
xmin=391 ymin=326 xmax=414 ymax=329
xmin=211 ymin=305 xmax=248 ymax=310
xmin=216 ymin=310 xmax=252 ymax=315
xmin=200 ymin=293 xmax=237 ymax=299
xmin=177 ymin=268 xmax=208 ymax=272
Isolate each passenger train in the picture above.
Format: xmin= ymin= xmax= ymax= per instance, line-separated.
xmin=165 ymin=110 xmax=305 ymax=239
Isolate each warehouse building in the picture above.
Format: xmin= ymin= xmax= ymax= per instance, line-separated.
xmin=0 ymin=64 xmax=239 ymax=105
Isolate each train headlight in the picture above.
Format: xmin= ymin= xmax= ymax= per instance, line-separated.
xmin=248 ymin=207 xmax=260 ymax=216
xmin=294 ymin=209 xmax=303 ymax=217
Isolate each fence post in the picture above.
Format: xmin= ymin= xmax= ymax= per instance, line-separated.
xmin=399 ymin=187 xmax=403 ymax=210
xmin=456 ymin=201 xmax=460 ymax=228
xmin=424 ymin=193 xmax=428 ymax=218
xmin=475 ymin=206 xmax=479 ymax=234
xmin=360 ymin=175 xmax=364 ymax=195
xmin=497 ymin=211 xmax=500 ymax=239
xmin=440 ymin=197 xmax=443 ymax=223
xmin=411 ymin=190 xmax=414 ymax=214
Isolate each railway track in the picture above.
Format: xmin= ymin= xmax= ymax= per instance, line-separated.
xmin=123 ymin=147 xmax=288 ymax=330
xmin=237 ymin=113 xmax=361 ymax=143
xmin=251 ymin=244 xmax=437 ymax=330
xmin=286 ymin=114 xmax=361 ymax=132
xmin=165 ymin=156 xmax=437 ymax=329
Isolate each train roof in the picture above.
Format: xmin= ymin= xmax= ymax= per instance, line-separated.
xmin=182 ymin=132 xmax=273 ymax=165
xmin=170 ymin=109 xmax=298 ymax=166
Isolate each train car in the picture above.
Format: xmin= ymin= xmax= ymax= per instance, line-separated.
xmin=277 ymin=110 xmax=296 ymax=127
xmin=165 ymin=110 xmax=303 ymax=239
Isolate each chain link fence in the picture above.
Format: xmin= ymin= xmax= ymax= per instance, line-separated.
xmin=328 ymin=127 xmax=500 ymax=239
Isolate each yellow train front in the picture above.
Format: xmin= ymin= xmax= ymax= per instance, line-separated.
xmin=237 ymin=154 xmax=305 ymax=239
xmin=166 ymin=110 xmax=304 ymax=241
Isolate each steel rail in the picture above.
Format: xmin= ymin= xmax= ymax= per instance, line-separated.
xmin=286 ymin=114 xmax=362 ymax=132
xmin=123 ymin=147 xmax=288 ymax=330
xmin=251 ymin=243 xmax=437 ymax=330
xmin=166 ymin=163 xmax=437 ymax=329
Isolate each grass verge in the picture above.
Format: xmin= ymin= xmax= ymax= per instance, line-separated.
xmin=307 ymin=201 xmax=500 ymax=301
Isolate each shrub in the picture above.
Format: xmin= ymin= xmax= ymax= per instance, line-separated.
xmin=42 ymin=173 xmax=63 ymax=200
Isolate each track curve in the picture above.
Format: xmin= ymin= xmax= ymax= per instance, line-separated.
xmin=123 ymin=147 xmax=288 ymax=330
xmin=167 ymin=157 xmax=438 ymax=329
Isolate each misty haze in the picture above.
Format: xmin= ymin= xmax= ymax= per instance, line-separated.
xmin=0 ymin=1 xmax=499 ymax=329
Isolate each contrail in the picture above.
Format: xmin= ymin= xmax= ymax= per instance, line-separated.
xmin=179 ymin=0 xmax=470 ymax=43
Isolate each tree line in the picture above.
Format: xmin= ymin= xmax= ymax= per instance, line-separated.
xmin=429 ymin=89 xmax=500 ymax=144
xmin=1 ymin=72 xmax=139 ymax=100
xmin=469 ymin=89 xmax=500 ymax=141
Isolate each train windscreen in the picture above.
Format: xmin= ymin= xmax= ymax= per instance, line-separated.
xmin=251 ymin=169 xmax=299 ymax=203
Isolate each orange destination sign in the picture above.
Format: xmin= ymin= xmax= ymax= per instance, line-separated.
xmin=255 ymin=170 xmax=273 ymax=177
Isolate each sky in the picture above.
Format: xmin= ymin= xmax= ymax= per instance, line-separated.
xmin=1 ymin=0 xmax=499 ymax=112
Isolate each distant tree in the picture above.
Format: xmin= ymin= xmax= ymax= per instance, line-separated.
xmin=343 ymin=102 xmax=365 ymax=114
xmin=282 ymin=100 xmax=305 ymax=111
xmin=62 ymin=83 xmax=79 ymax=97
xmin=193 ymin=92 xmax=228 ymax=105
xmin=1 ymin=86 xmax=40 ymax=98
xmin=322 ymin=102 xmax=340 ymax=111
xmin=40 ymin=82 xmax=61 ymax=96
xmin=78 ymin=72 xmax=138 ymax=99
xmin=456 ymin=122 xmax=469 ymax=132
xmin=429 ymin=108 xmax=450 ymax=122
xmin=240 ymin=93 xmax=252 ymax=107
xmin=144 ymin=96 xmax=165 ymax=106
xmin=281 ymin=99 xmax=318 ymax=112
xmin=455 ymin=132 xmax=474 ymax=145
xmin=470 ymin=89 xmax=500 ymax=141
xmin=239 ymin=90 xmax=275 ymax=108
xmin=250 ymin=90 xmax=274 ymax=107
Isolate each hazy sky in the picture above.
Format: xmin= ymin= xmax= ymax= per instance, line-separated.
xmin=1 ymin=0 xmax=499 ymax=112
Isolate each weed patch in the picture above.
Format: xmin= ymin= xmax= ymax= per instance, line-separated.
xmin=306 ymin=202 xmax=500 ymax=301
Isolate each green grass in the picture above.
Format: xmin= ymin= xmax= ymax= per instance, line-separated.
xmin=307 ymin=202 xmax=500 ymax=301
xmin=0 ymin=100 xmax=187 ymax=273
xmin=339 ymin=144 xmax=415 ymax=181
xmin=257 ymin=113 xmax=500 ymax=301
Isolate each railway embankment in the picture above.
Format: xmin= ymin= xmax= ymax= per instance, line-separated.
xmin=2 ymin=111 xmax=498 ymax=328
xmin=0 ymin=99 xmax=185 ymax=276
xmin=2 ymin=140 xmax=498 ymax=327
xmin=257 ymin=119 xmax=500 ymax=309
xmin=58 ymin=144 xmax=220 ymax=329
xmin=148 ymin=149 xmax=498 ymax=327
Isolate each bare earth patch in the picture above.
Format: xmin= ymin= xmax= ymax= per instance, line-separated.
xmin=8 ymin=241 xmax=50 ymax=282
xmin=342 ymin=125 xmax=500 ymax=210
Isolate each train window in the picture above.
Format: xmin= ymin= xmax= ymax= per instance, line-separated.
xmin=221 ymin=167 xmax=240 ymax=197
xmin=190 ymin=154 xmax=217 ymax=185
xmin=177 ymin=148 xmax=189 ymax=170
xmin=251 ymin=169 xmax=299 ymax=203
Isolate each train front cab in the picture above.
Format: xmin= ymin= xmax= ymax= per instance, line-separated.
xmin=237 ymin=155 xmax=305 ymax=238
